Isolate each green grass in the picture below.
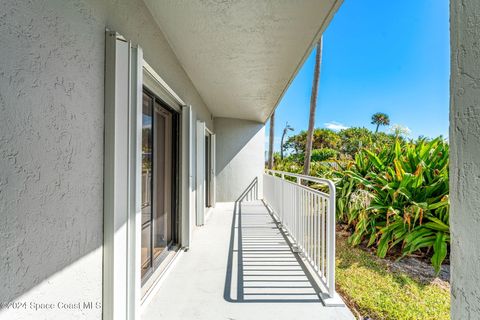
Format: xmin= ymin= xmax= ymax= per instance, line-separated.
xmin=336 ymin=234 xmax=450 ymax=320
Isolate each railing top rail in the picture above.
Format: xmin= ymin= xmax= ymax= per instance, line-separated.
xmin=264 ymin=169 xmax=336 ymax=197
xmin=267 ymin=173 xmax=330 ymax=198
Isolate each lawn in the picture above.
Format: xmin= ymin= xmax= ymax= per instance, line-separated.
xmin=335 ymin=232 xmax=450 ymax=320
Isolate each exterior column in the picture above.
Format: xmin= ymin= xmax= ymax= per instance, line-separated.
xmin=450 ymin=1 xmax=480 ymax=318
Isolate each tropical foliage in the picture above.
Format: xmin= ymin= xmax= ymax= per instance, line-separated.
xmin=284 ymin=127 xmax=401 ymax=158
xmin=335 ymin=138 xmax=449 ymax=273
xmin=311 ymin=148 xmax=338 ymax=162
xmin=274 ymin=127 xmax=449 ymax=273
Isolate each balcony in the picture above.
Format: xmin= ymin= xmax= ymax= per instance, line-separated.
xmin=142 ymin=172 xmax=354 ymax=320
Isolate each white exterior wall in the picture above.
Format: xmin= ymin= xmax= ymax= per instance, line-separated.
xmin=450 ymin=0 xmax=480 ymax=318
xmin=0 ymin=1 xmax=212 ymax=319
xmin=214 ymin=118 xmax=265 ymax=202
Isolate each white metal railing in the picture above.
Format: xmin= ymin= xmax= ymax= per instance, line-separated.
xmin=263 ymin=169 xmax=336 ymax=301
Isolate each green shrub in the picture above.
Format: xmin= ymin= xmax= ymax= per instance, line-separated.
xmin=284 ymin=153 xmax=304 ymax=164
xmin=311 ymin=148 xmax=338 ymax=162
xmin=335 ymin=138 xmax=449 ymax=273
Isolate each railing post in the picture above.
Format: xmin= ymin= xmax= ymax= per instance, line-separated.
xmin=327 ymin=181 xmax=336 ymax=299
xmin=281 ymin=174 xmax=284 ymax=222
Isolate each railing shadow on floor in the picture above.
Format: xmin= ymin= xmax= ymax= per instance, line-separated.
xmin=223 ymin=177 xmax=323 ymax=303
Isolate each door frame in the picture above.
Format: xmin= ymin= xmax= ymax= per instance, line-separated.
xmin=205 ymin=127 xmax=216 ymax=208
xmin=196 ymin=122 xmax=216 ymax=226
xmin=196 ymin=121 xmax=206 ymax=226
xmin=140 ymin=63 xmax=192 ymax=303
xmin=104 ymin=30 xmax=194 ymax=320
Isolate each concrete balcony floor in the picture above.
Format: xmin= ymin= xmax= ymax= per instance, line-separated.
xmin=142 ymin=200 xmax=354 ymax=320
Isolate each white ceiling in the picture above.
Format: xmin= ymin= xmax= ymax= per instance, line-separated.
xmin=144 ymin=0 xmax=342 ymax=123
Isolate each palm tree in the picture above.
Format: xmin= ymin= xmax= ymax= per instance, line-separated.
xmin=371 ymin=112 xmax=390 ymax=133
xmin=267 ymin=111 xmax=275 ymax=169
xmin=280 ymin=122 xmax=294 ymax=160
xmin=303 ymin=38 xmax=323 ymax=176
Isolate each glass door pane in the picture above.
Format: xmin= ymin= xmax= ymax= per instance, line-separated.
xmin=153 ymin=104 xmax=173 ymax=259
xmin=153 ymin=110 xmax=167 ymax=258
xmin=141 ymin=93 xmax=153 ymax=277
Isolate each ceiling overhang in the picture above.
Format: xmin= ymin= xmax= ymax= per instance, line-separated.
xmin=144 ymin=0 xmax=342 ymax=123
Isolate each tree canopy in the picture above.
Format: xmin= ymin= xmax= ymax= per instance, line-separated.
xmin=371 ymin=112 xmax=391 ymax=133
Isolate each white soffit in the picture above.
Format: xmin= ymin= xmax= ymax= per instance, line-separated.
xmin=144 ymin=0 xmax=341 ymax=123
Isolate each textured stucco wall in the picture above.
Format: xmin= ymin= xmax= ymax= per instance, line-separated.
xmin=450 ymin=0 xmax=480 ymax=318
xmin=214 ymin=118 xmax=265 ymax=202
xmin=0 ymin=1 xmax=212 ymax=319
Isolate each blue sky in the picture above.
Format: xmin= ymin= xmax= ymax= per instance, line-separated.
xmin=267 ymin=0 xmax=450 ymax=150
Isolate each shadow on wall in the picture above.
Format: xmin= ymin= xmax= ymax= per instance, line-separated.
xmin=214 ymin=118 xmax=264 ymax=174
xmin=214 ymin=117 xmax=265 ymax=202
xmin=0 ymin=196 xmax=103 ymax=310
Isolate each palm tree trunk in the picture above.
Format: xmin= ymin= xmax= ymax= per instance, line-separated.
xmin=268 ymin=111 xmax=275 ymax=169
xmin=280 ymin=128 xmax=286 ymax=160
xmin=375 ymin=123 xmax=379 ymax=133
xmin=303 ymin=38 xmax=322 ymax=176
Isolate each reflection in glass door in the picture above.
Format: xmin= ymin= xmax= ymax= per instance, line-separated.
xmin=141 ymin=89 xmax=178 ymax=282
xmin=141 ymin=93 xmax=153 ymax=278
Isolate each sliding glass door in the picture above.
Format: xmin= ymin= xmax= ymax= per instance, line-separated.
xmin=141 ymin=88 xmax=179 ymax=282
